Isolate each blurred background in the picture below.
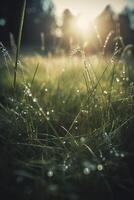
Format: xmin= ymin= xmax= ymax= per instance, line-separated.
xmin=0 ymin=0 xmax=134 ymax=55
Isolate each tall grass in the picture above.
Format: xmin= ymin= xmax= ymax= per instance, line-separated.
xmin=0 ymin=51 xmax=134 ymax=199
xmin=0 ymin=3 xmax=134 ymax=199
xmin=13 ymin=0 xmax=26 ymax=90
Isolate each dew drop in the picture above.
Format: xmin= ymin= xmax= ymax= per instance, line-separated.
xmin=120 ymin=153 xmax=125 ymax=158
xmin=104 ymin=90 xmax=108 ymax=95
xmin=0 ymin=18 xmax=6 ymax=26
xmin=116 ymin=78 xmax=120 ymax=82
xmin=126 ymin=77 xmax=129 ymax=81
xmin=110 ymin=150 xmax=113 ymax=154
xmin=29 ymin=93 xmax=32 ymax=97
xmin=47 ymin=170 xmax=53 ymax=177
xmin=80 ymin=137 xmax=86 ymax=143
xmin=47 ymin=117 xmax=50 ymax=121
xmin=83 ymin=167 xmax=90 ymax=175
xmin=97 ymin=164 xmax=103 ymax=171
xmin=47 ymin=111 xmax=50 ymax=116
xmin=33 ymin=98 xmax=37 ymax=102
xmin=39 ymin=108 xmax=43 ymax=111
xmin=62 ymin=164 xmax=69 ymax=171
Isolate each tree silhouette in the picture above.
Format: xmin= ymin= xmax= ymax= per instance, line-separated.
xmin=61 ymin=9 xmax=76 ymax=52
xmin=85 ymin=5 xmax=134 ymax=55
xmin=0 ymin=0 xmax=56 ymax=51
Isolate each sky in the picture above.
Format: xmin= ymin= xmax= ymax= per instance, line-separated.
xmin=53 ymin=0 xmax=134 ymax=20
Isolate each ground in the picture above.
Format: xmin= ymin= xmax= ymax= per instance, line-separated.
xmin=0 ymin=50 xmax=134 ymax=200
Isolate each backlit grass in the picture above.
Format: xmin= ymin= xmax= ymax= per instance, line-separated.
xmin=0 ymin=48 xmax=134 ymax=199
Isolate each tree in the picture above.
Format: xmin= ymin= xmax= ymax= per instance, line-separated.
xmin=85 ymin=5 xmax=134 ymax=55
xmin=61 ymin=9 xmax=76 ymax=52
xmin=0 ymin=0 xmax=56 ymax=51
xmin=0 ymin=0 xmax=23 ymax=46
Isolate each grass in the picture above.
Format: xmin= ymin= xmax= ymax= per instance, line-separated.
xmin=0 ymin=1 xmax=134 ymax=198
xmin=0 ymin=48 xmax=134 ymax=199
xmin=13 ymin=0 xmax=26 ymax=89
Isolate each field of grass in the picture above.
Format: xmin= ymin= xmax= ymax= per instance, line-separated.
xmin=0 ymin=44 xmax=134 ymax=200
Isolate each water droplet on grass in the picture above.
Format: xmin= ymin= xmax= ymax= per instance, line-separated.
xmin=47 ymin=170 xmax=53 ymax=177
xmin=116 ymin=78 xmax=120 ymax=82
xmin=62 ymin=164 xmax=69 ymax=171
xmin=104 ymin=90 xmax=108 ymax=95
xmin=33 ymin=98 xmax=37 ymax=102
xmin=39 ymin=108 xmax=43 ymax=111
xmin=120 ymin=153 xmax=125 ymax=158
xmin=0 ymin=18 xmax=6 ymax=26
xmin=29 ymin=93 xmax=32 ymax=97
xmin=9 ymin=97 xmax=14 ymax=102
xmin=97 ymin=164 xmax=103 ymax=171
xmin=83 ymin=167 xmax=90 ymax=175
xmin=126 ymin=77 xmax=129 ymax=81
xmin=47 ymin=111 xmax=50 ymax=115
xmin=80 ymin=137 xmax=86 ymax=143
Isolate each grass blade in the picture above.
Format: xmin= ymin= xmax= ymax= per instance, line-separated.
xmin=13 ymin=0 xmax=26 ymax=90
xmin=31 ymin=63 xmax=39 ymax=86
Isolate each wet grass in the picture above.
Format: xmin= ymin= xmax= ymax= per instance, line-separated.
xmin=0 ymin=48 xmax=134 ymax=199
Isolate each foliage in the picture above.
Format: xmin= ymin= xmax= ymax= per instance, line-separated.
xmin=0 ymin=43 xmax=134 ymax=199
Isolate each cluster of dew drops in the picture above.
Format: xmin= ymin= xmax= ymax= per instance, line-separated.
xmin=10 ymin=79 xmax=127 ymax=187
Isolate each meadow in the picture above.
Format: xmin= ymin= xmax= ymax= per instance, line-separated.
xmin=0 ymin=41 xmax=134 ymax=199
xmin=0 ymin=2 xmax=134 ymax=198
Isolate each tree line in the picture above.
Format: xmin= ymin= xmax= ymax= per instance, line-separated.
xmin=0 ymin=1 xmax=134 ymax=54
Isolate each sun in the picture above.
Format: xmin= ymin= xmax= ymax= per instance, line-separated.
xmin=75 ymin=15 xmax=91 ymax=36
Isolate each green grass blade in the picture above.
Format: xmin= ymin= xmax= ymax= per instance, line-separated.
xmin=13 ymin=0 xmax=26 ymax=90
xmin=31 ymin=63 xmax=39 ymax=86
